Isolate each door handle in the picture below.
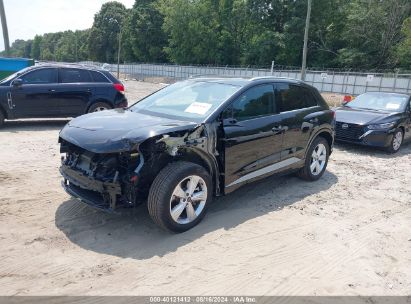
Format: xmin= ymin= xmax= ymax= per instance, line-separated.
xmin=48 ymin=89 xmax=56 ymax=92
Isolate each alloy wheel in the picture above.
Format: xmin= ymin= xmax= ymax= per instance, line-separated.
xmin=94 ymin=106 xmax=109 ymax=112
xmin=170 ymin=175 xmax=207 ymax=225
xmin=310 ymin=143 xmax=327 ymax=176
xmin=392 ymin=131 xmax=403 ymax=151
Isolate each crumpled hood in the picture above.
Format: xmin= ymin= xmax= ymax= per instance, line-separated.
xmin=335 ymin=107 xmax=400 ymax=125
xmin=59 ymin=109 xmax=198 ymax=153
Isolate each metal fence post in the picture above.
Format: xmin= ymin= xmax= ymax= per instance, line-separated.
xmin=378 ymin=74 xmax=383 ymax=92
xmin=320 ymin=73 xmax=325 ymax=92
xmin=352 ymin=74 xmax=358 ymax=95
xmin=393 ymin=70 xmax=398 ymax=92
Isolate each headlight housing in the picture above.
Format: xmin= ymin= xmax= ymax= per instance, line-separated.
xmin=367 ymin=122 xmax=396 ymax=130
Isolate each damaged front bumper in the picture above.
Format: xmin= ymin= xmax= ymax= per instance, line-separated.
xmin=60 ymin=164 xmax=122 ymax=213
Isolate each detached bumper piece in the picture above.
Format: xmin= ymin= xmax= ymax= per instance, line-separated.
xmin=60 ymin=165 xmax=122 ymax=213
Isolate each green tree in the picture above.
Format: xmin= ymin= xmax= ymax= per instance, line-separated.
xmin=30 ymin=35 xmax=42 ymax=60
xmin=123 ymin=0 xmax=167 ymax=62
xmin=395 ymin=17 xmax=411 ymax=69
xmin=308 ymin=0 xmax=350 ymax=68
xmin=88 ymin=1 xmax=128 ymax=63
xmin=3 ymin=0 xmax=411 ymax=70
xmin=160 ymin=0 xmax=251 ymax=65
xmin=337 ymin=0 xmax=411 ymax=69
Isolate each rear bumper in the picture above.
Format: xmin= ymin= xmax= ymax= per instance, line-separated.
xmin=60 ymin=165 xmax=122 ymax=212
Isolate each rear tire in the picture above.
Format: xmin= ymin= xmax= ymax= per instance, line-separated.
xmin=87 ymin=102 xmax=112 ymax=113
xmin=147 ymin=161 xmax=212 ymax=233
xmin=386 ymin=129 xmax=403 ymax=154
xmin=298 ymin=137 xmax=330 ymax=181
xmin=0 ymin=111 xmax=4 ymax=128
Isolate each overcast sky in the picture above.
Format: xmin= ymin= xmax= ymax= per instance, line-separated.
xmin=0 ymin=0 xmax=134 ymax=52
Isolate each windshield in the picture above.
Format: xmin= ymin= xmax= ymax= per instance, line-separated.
xmin=130 ymin=80 xmax=241 ymax=121
xmin=346 ymin=93 xmax=409 ymax=112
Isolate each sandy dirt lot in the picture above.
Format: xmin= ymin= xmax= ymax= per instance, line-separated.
xmin=0 ymin=80 xmax=410 ymax=296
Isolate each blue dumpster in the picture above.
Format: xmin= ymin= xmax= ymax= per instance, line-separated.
xmin=0 ymin=57 xmax=34 ymax=80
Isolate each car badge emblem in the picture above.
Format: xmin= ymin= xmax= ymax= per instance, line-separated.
xmin=342 ymin=123 xmax=349 ymax=129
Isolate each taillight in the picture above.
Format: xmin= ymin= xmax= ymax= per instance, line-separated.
xmin=113 ymin=83 xmax=125 ymax=93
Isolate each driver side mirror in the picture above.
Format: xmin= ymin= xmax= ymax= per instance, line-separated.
xmin=221 ymin=107 xmax=238 ymax=125
xmin=12 ymin=79 xmax=23 ymax=87
xmin=223 ymin=117 xmax=238 ymax=126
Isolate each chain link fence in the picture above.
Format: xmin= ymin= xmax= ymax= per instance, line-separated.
xmin=80 ymin=61 xmax=411 ymax=97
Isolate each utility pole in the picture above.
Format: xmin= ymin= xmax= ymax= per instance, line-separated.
xmin=301 ymin=0 xmax=312 ymax=81
xmin=107 ymin=17 xmax=122 ymax=78
xmin=0 ymin=0 xmax=10 ymax=56
xmin=75 ymin=33 xmax=78 ymax=62
xmin=117 ymin=27 xmax=121 ymax=79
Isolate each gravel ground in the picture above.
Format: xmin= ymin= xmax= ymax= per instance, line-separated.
xmin=0 ymin=80 xmax=410 ymax=296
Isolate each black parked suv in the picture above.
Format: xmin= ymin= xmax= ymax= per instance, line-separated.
xmin=0 ymin=64 xmax=127 ymax=126
xmin=59 ymin=77 xmax=335 ymax=232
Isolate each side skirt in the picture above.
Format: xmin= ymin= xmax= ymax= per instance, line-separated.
xmin=225 ymin=157 xmax=302 ymax=188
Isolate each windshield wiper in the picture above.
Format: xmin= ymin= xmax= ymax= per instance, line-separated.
xmin=352 ymin=107 xmax=380 ymax=111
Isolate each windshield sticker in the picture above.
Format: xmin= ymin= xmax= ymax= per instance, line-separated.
xmin=184 ymin=102 xmax=213 ymax=115
xmin=386 ymin=103 xmax=401 ymax=110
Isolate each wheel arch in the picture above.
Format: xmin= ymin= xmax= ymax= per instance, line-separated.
xmin=175 ymin=148 xmax=221 ymax=196
xmin=398 ymin=125 xmax=405 ymax=135
xmin=0 ymin=104 xmax=8 ymax=119
xmin=317 ymin=130 xmax=334 ymax=151
xmin=85 ymin=99 xmax=113 ymax=113
xmin=138 ymin=147 xmax=221 ymax=198
xmin=304 ymin=128 xmax=334 ymax=160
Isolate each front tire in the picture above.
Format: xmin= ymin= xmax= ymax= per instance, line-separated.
xmin=298 ymin=137 xmax=330 ymax=181
xmin=148 ymin=161 xmax=212 ymax=233
xmin=386 ymin=129 xmax=403 ymax=154
xmin=87 ymin=102 xmax=112 ymax=113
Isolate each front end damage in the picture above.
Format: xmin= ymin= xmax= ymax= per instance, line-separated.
xmin=60 ymin=141 xmax=142 ymax=212
xmin=59 ymin=123 xmax=221 ymax=212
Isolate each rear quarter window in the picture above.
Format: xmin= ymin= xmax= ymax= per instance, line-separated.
xmin=304 ymin=88 xmax=319 ymax=107
xmin=275 ymin=83 xmax=318 ymax=112
xmin=90 ymin=71 xmax=110 ymax=83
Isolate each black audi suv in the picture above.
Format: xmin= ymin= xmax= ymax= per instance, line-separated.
xmin=59 ymin=77 xmax=335 ymax=232
xmin=0 ymin=64 xmax=127 ymax=127
xmin=335 ymin=92 xmax=411 ymax=153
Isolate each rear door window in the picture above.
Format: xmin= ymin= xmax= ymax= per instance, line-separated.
xmin=275 ymin=83 xmax=318 ymax=112
xmin=20 ymin=68 xmax=58 ymax=84
xmin=59 ymin=68 xmax=92 ymax=83
xmin=231 ymin=84 xmax=276 ymax=121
